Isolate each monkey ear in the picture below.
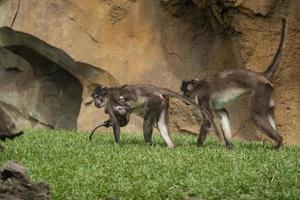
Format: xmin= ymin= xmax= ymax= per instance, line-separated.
xmin=191 ymin=78 xmax=199 ymax=83
xmin=95 ymin=84 xmax=102 ymax=88
xmin=103 ymin=86 xmax=108 ymax=94
xmin=101 ymin=86 xmax=109 ymax=96
xmin=180 ymin=80 xmax=187 ymax=91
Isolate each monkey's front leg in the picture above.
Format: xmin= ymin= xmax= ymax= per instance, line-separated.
xmin=200 ymin=99 xmax=225 ymax=145
xmin=197 ymin=117 xmax=211 ymax=147
xmin=143 ymin=108 xmax=156 ymax=145
xmin=106 ymin=109 xmax=121 ymax=144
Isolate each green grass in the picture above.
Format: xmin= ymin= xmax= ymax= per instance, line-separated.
xmin=0 ymin=129 xmax=299 ymax=200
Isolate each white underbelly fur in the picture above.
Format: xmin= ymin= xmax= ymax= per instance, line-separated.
xmin=211 ymin=88 xmax=248 ymax=109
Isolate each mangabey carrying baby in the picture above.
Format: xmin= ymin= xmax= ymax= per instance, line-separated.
xmin=180 ymin=18 xmax=287 ymax=149
xmin=89 ymin=86 xmax=131 ymax=141
xmin=89 ymin=84 xmax=223 ymax=148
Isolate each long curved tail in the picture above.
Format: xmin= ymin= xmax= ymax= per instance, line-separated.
xmin=89 ymin=120 xmax=110 ymax=141
xmin=264 ymin=18 xmax=287 ymax=79
xmin=157 ymin=88 xmax=199 ymax=108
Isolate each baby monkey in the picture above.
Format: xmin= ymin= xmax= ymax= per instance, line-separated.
xmin=89 ymin=93 xmax=131 ymax=141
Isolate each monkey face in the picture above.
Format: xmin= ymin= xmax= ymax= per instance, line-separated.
xmin=180 ymin=79 xmax=199 ymax=98
xmin=91 ymin=85 xmax=109 ymax=108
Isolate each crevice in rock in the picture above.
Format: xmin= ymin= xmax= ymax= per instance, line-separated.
xmin=10 ymin=0 xmax=20 ymax=28
xmin=4 ymin=66 xmax=22 ymax=72
xmin=168 ymin=51 xmax=183 ymax=60
xmin=68 ymin=17 xmax=101 ymax=45
xmin=160 ymin=0 xmax=196 ymax=17
xmin=27 ymin=115 xmax=55 ymax=129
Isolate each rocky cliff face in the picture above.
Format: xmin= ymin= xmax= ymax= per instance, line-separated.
xmin=0 ymin=0 xmax=299 ymax=144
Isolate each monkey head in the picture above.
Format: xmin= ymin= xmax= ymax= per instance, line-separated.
xmin=114 ymin=105 xmax=128 ymax=116
xmin=91 ymin=84 xmax=109 ymax=108
xmin=180 ymin=79 xmax=200 ymax=98
xmin=113 ymin=96 xmax=131 ymax=116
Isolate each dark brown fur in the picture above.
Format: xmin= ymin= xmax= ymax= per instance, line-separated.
xmin=91 ymin=84 xmax=213 ymax=147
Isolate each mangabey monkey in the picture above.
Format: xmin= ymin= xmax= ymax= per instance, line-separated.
xmin=181 ymin=18 xmax=287 ymax=149
xmin=90 ymin=84 xmax=222 ymax=148
xmin=89 ymin=88 xmax=130 ymax=141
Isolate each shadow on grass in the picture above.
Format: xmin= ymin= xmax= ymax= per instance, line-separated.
xmin=28 ymin=129 xmax=288 ymax=152
xmin=88 ymin=132 xmax=228 ymax=149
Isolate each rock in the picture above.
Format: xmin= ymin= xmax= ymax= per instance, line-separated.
xmin=0 ymin=102 xmax=24 ymax=141
xmin=0 ymin=161 xmax=50 ymax=200
xmin=0 ymin=29 xmax=117 ymax=130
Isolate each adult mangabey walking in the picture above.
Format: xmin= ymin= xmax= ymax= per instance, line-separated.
xmin=89 ymin=86 xmax=131 ymax=141
xmin=90 ymin=84 xmax=221 ymax=148
xmin=180 ymin=18 xmax=287 ymax=149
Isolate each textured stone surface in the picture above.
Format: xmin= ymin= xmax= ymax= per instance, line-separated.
xmin=0 ymin=101 xmax=24 ymax=142
xmin=0 ymin=161 xmax=50 ymax=200
xmin=0 ymin=0 xmax=299 ymax=144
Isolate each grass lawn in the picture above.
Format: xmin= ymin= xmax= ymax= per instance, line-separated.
xmin=0 ymin=129 xmax=299 ymax=200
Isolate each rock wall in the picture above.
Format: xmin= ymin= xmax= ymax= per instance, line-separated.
xmin=0 ymin=0 xmax=299 ymax=144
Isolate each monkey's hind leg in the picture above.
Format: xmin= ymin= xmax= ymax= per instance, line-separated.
xmin=268 ymin=98 xmax=277 ymax=130
xmin=250 ymin=86 xmax=283 ymax=149
xmin=216 ymin=109 xmax=233 ymax=149
xmin=156 ymin=104 xmax=175 ymax=148
xmin=197 ymin=118 xmax=211 ymax=147
xmin=143 ymin=108 xmax=156 ymax=145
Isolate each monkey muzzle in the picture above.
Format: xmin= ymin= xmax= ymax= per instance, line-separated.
xmin=94 ymin=101 xmax=105 ymax=108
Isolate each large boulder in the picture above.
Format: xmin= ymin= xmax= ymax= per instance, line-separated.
xmin=0 ymin=0 xmax=299 ymax=144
